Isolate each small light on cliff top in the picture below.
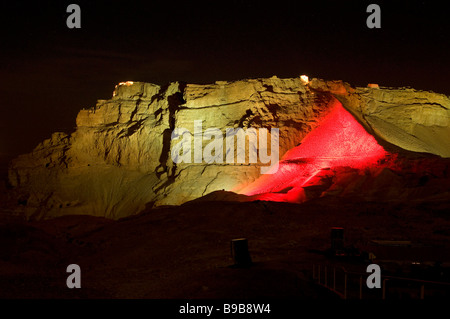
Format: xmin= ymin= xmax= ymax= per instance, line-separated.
xmin=300 ymin=75 xmax=309 ymax=84
xmin=118 ymin=81 xmax=134 ymax=86
xmin=113 ymin=81 xmax=135 ymax=97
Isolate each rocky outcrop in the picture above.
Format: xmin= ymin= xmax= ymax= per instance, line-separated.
xmin=7 ymin=77 xmax=335 ymax=219
xmin=6 ymin=76 xmax=450 ymax=220
xmin=330 ymin=84 xmax=450 ymax=157
xmin=8 ymin=81 xmax=182 ymax=219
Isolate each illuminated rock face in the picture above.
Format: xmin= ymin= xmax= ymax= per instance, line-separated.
xmin=6 ymin=77 xmax=450 ymax=219
xmin=238 ymin=100 xmax=387 ymax=202
xmin=330 ymin=84 xmax=450 ymax=157
xmin=7 ymin=77 xmax=334 ymax=219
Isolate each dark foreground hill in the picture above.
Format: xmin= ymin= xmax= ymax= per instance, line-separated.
xmin=2 ymin=192 xmax=450 ymax=299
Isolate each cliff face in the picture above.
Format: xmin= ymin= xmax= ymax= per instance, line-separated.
xmin=332 ymin=84 xmax=450 ymax=157
xmin=7 ymin=77 xmax=335 ymax=219
xmin=6 ymin=77 xmax=450 ymax=220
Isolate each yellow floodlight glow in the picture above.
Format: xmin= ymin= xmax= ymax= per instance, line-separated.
xmin=118 ymin=81 xmax=134 ymax=86
xmin=113 ymin=81 xmax=135 ymax=97
xmin=300 ymin=75 xmax=309 ymax=84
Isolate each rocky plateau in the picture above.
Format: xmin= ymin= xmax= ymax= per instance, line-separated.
xmin=4 ymin=76 xmax=450 ymax=220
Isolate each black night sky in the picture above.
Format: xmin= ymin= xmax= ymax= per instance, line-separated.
xmin=0 ymin=0 xmax=449 ymax=174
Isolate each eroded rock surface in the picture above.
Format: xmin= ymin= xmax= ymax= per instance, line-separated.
xmin=7 ymin=77 xmax=335 ymax=219
xmin=331 ymin=84 xmax=450 ymax=157
xmin=6 ymin=77 xmax=450 ymax=220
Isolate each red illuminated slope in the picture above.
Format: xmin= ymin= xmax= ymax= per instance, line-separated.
xmin=237 ymin=100 xmax=387 ymax=202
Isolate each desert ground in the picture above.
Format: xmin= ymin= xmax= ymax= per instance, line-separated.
xmin=2 ymin=191 xmax=450 ymax=300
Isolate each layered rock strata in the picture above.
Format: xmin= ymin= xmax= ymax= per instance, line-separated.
xmin=7 ymin=77 xmax=450 ymax=219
